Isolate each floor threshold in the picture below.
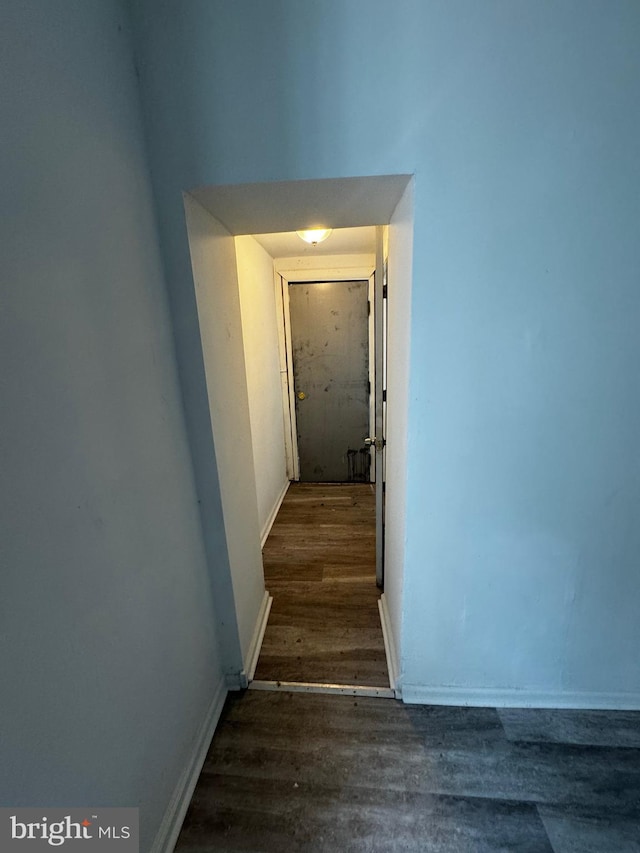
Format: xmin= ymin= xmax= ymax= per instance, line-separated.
xmin=248 ymin=679 xmax=395 ymax=699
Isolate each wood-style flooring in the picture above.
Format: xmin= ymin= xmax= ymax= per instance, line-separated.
xmin=253 ymin=483 xmax=389 ymax=687
xmin=175 ymin=690 xmax=640 ymax=852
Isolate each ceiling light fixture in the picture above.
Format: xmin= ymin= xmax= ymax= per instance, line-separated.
xmin=296 ymin=228 xmax=332 ymax=245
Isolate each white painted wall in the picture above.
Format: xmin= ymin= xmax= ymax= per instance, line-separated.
xmin=235 ymin=236 xmax=289 ymax=540
xmin=0 ymin=4 xmax=225 ymax=851
xmin=184 ymin=197 xmax=266 ymax=672
xmin=132 ymin=0 xmax=640 ymax=709
xmin=384 ymin=182 xmax=414 ymax=681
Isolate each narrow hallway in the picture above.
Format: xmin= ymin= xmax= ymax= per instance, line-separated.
xmin=253 ymin=483 xmax=390 ymax=689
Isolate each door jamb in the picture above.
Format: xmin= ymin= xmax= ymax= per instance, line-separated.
xmin=274 ymin=273 xmax=300 ymax=480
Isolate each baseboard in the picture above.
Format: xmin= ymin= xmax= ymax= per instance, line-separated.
xmin=378 ymin=594 xmax=401 ymax=699
xmin=260 ymin=480 xmax=290 ymax=547
xmin=401 ymin=684 xmax=640 ymax=710
xmin=150 ymin=676 xmax=227 ymax=853
xmin=244 ymin=590 xmax=273 ymax=682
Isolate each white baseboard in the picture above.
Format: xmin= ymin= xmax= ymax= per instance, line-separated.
xmin=150 ymin=676 xmax=227 ymax=853
xmin=401 ymin=684 xmax=640 ymax=710
xmin=378 ymin=594 xmax=401 ymax=699
xmin=260 ymin=480 xmax=290 ymax=547
xmin=244 ymin=590 xmax=273 ymax=682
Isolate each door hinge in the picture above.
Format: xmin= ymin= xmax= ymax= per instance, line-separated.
xmin=382 ymin=389 xmax=387 ymax=403
xmin=367 ymin=300 xmax=371 ymax=316
xmin=383 ymin=284 xmax=388 ymax=299
xmin=367 ymin=380 xmax=371 ymax=396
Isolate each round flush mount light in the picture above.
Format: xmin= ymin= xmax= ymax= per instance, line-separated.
xmin=296 ymin=228 xmax=332 ymax=245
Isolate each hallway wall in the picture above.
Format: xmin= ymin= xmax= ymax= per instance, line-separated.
xmin=131 ymin=1 xmax=640 ymax=707
xmin=184 ymin=198 xmax=266 ymax=672
xmin=385 ymin=182 xmax=414 ymax=679
xmin=235 ymin=236 xmax=289 ymax=541
xmin=1 ymin=3 xmax=226 ymax=850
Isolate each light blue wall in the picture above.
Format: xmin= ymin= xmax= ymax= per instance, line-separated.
xmin=0 ymin=2 xmax=225 ymax=848
xmin=132 ymin=1 xmax=640 ymax=705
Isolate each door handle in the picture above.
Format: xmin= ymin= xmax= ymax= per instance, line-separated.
xmin=364 ymin=436 xmax=385 ymax=450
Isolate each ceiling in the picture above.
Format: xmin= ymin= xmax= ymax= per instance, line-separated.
xmin=189 ymin=174 xmax=412 ymax=236
xmin=253 ymin=226 xmax=376 ymax=258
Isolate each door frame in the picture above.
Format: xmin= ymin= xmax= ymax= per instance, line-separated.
xmin=181 ymin=172 xmax=413 ymax=696
xmin=274 ymin=254 xmax=376 ymax=482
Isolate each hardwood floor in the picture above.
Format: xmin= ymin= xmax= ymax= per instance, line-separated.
xmin=174 ymin=492 xmax=640 ymax=852
xmin=253 ymin=483 xmax=389 ymax=687
xmin=175 ymin=690 xmax=640 ymax=852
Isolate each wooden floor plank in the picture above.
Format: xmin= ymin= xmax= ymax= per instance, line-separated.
xmin=253 ymin=483 xmax=389 ymax=687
